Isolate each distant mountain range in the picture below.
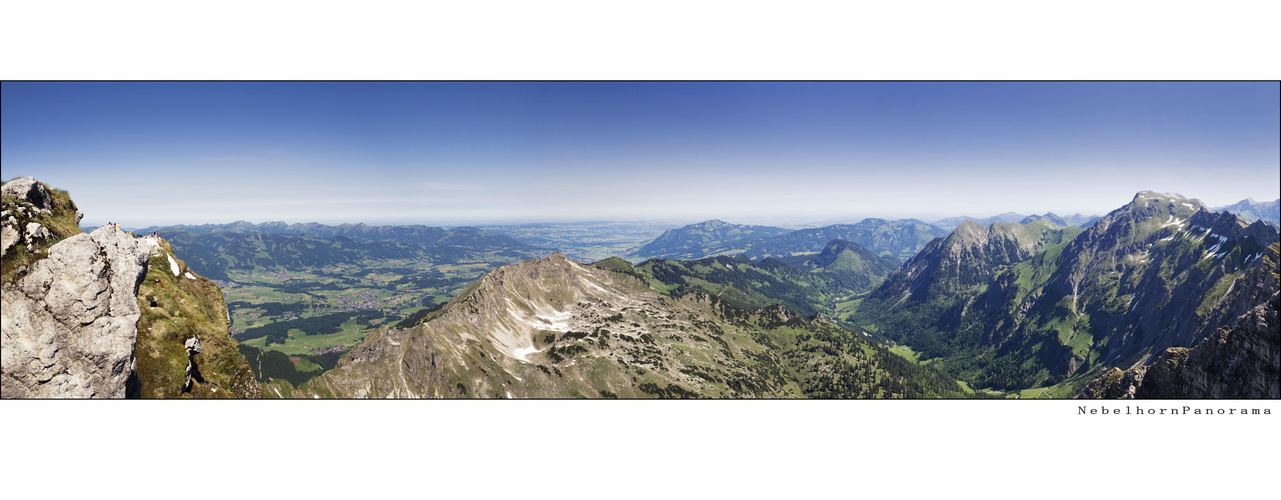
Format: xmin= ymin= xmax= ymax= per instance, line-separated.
xmin=932 ymin=212 xmax=1029 ymax=229
xmin=134 ymin=221 xmax=542 ymax=281
xmin=263 ymin=189 xmax=1277 ymax=398
xmin=1215 ymin=198 xmax=1280 ymax=225
xmin=631 ymin=219 xmax=793 ymax=260
xmin=132 ymin=220 xmax=527 ymax=247
xmin=630 ymin=214 xmax=1109 ymax=268
xmin=854 ymin=191 xmax=1279 ymax=392
xmin=620 ymin=239 xmax=898 ymax=321
xmin=632 ymin=218 xmax=948 ymax=264
xmin=934 ymin=212 xmax=1101 ymax=230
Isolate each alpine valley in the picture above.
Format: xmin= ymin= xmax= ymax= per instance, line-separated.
xmin=3 ymin=177 xmax=1277 ymax=399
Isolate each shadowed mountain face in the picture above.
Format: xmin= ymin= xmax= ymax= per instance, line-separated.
xmin=1079 ymin=288 xmax=1279 ymax=399
xmin=737 ymin=219 xmax=948 ymax=263
xmin=272 ymin=253 xmax=963 ymax=399
xmin=854 ymin=192 xmax=1280 ymax=391
xmin=622 ymin=239 xmax=897 ymax=327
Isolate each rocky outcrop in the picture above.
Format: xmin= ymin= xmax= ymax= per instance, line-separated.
xmin=0 ymin=212 xmax=18 ymax=258
xmin=1079 ymin=291 xmax=1280 ymax=399
xmin=1 ymin=226 xmax=152 ymax=398
xmin=182 ymin=336 xmax=203 ymax=393
xmin=2 ymin=216 xmax=55 ymax=258
xmin=23 ymin=222 xmax=52 ymax=252
xmin=2 ymin=176 xmax=53 ymax=214
xmin=2 ymin=176 xmax=70 ymax=259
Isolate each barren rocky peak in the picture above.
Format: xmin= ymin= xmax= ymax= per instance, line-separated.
xmin=1 ymin=176 xmax=53 ymax=212
xmin=442 ymin=252 xmax=640 ymax=344
xmin=1 ymin=226 xmax=153 ymax=398
xmin=950 ymin=219 xmax=987 ymax=239
xmin=2 ymin=177 xmax=65 ymax=259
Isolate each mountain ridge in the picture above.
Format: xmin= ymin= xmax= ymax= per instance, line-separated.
xmin=854 ymin=190 xmax=1280 ymax=391
xmin=133 ymin=220 xmax=530 ymax=248
xmin=632 ymin=218 xmax=948 ymax=264
xmin=1215 ymin=197 xmax=1280 ymax=224
xmin=274 ymin=252 xmax=964 ymax=398
xmin=632 ymin=219 xmax=793 ymax=260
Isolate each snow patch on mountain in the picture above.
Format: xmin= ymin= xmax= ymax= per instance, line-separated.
xmin=512 ymin=345 xmax=543 ymax=363
xmin=1161 ymin=215 xmax=1186 ymax=228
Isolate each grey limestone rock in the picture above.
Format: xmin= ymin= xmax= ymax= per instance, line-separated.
xmin=185 ymin=336 xmax=203 ymax=355
xmin=183 ymin=336 xmax=203 ymax=392
xmin=2 ymin=176 xmax=52 ymax=212
xmin=24 ymin=222 xmax=52 ymax=251
xmin=1 ymin=226 xmax=153 ymax=398
xmin=1 ymin=213 xmax=16 ymax=258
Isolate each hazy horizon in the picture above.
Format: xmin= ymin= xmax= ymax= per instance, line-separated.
xmin=4 ymin=82 xmax=1278 ymax=228
xmin=96 ymin=193 xmax=1267 ymax=233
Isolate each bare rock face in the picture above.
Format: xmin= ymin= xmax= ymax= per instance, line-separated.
xmin=185 ymin=336 xmax=203 ymax=355
xmin=1 ymin=227 xmax=152 ymax=398
xmin=1 ymin=176 xmax=53 ymax=214
xmin=182 ymin=336 xmax=203 ymax=393
xmin=24 ymin=222 xmax=52 ymax=252
xmin=1079 ymin=291 xmax=1280 ymax=399
xmin=0 ymin=211 xmax=17 ymax=258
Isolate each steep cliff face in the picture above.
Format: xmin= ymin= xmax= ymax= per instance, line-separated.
xmin=1044 ymin=194 xmax=1279 ymax=368
xmin=2 ymin=178 xmax=261 ymax=399
xmin=133 ymin=238 xmax=261 ymax=398
xmin=850 ymin=218 xmax=1080 ymax=372
xmin=2 ymin=227 xmax=151 ymax=398
xmin=870 ymin=219 xmax=1071 ymax=306
xmin=1079 ymin=290 xmax=1279 ymax=399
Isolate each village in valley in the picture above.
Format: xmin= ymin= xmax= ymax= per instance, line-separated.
xmin=216 ymin=258 xmax=498 ymax=356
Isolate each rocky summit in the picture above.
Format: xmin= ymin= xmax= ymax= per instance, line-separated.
xmin=272 ymin=252 xmax=960 ymax=398
xmin=1 ymin=176 xmax=53 ymax=214
xmin=283 ymin=251 xmax=785 ymax=398
xmin=2 ymin=226 xmax=152 ymax=398
xmin=2 ymin=176 xmax=83 ymax=259
xmin=3 ymin=178 xmax=258 ymax=399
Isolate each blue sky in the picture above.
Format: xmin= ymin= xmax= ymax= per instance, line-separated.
xmin=3 ymin=81 xmax=1278 ymax=227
